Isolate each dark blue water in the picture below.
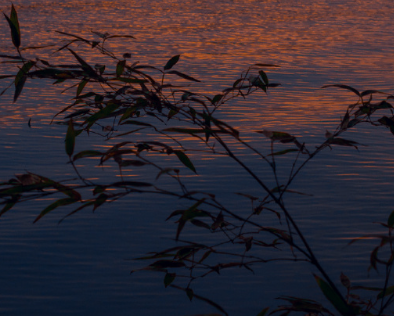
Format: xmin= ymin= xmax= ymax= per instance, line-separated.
xmin=1 ymin=0 xmax=394 ymax=315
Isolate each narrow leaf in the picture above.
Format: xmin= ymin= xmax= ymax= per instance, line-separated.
xmin=116 ymin=60 xmax=126 ymax=77
xmin=34 ymin=198 xmax=77 ymax=223
xmin=377 ymin=285 xmax=394 ymax=299
xmin=314 ymin=274 xmax=355 ymax=316
xmin=164 ymin=273 xmax=176 ymax=288
xmin=164 ymin=55 xmax=180 ymax=70
xmin=68 ymin=49 xmax=98 ymax=78
xmin=55 ymin=31 xmax=91 ymax=43
xmin=167 ymin=70 xmax=200 ymax=82
xmin=64 ymin=109 xmax=90 ymax=119
xmin=65 ymin=120 xmax=75 ymax=157
xmin=116 ymin=77 xmax=147 ymax=84
xmin=321 ymin=84 xmax=361 ymax=97
xmin=76 ymin=79 xmax=88 ymax=97
xmin=14 ymin=60 xmax=35 ymax=102
xmin=13 ymin=75 xmax=26 ymax=103
xmin=259 ymin=70 xmax=269 ymax=85
xmin=268 ymin=148 xmax=299 ymax=156
xmin=388 ymin=210 xmax=394 ymax=228
xmin=73 ymin=150 xmax=102 ymax=161
xmin=0 ymin=196 xmax=20 ymax=217
xmin=254 ymin=63 xmax=280 ymax=67
xmin=149 ymin=260 xmax=185 ymax=268
xmin=256 ymin=307 xmax=269 ymax=316
xmin=4 ymin=5 xmax=20 ymax=49
xmin=174 ymin=150 xmax=197 ymax=173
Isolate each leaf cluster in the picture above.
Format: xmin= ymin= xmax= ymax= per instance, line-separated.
xmin=2 ymin=5 xmax=394 ymax=316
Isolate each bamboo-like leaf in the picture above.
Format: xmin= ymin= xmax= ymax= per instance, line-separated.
xmin=256 ymin=130 xmax=296 ymax=143
xmin=13 ymin=75 xmax=26 ymax=103
xmin=170 ymin=285 xmax=228 ymax=316
xmin=116 ymin=60 xmax=126 ymax=77
xmin=377 ymin=285 xmax=394 ymax=299
xmin=65 ymin=119 xmax=75 ymax=157
xmin=198 ymin=250 xmax=212 ymax=264
xmin=106 ymin=181 xmax=153 ymax=188
xmin=350 ymin=285 xmax=382 ymax=291
xmin=374 ymin=100 xmax=392 ymax=109
xmin=76 ymin=79 xmax=88 ymax=97
xmin=174 ymin=150 xmax=197 ymax=173
xmin=191 ymin=219 xmax=211 ymax=230
xmin=28 ymin=68 xmax=83 ymax=79
xmin=328 ymin=137 xmax=362 ymax=149
xmin=59 ymin=201 xmax=95 ymax=224
xmin=186 ymin=288 xmax=194 ymax=301
xmin=105 ymin=35 xmax=136 ymax=40
xmin=340 ymin=272 xmax=351 ymax=289
xmin=361 ymin=90 xmax=388 ymax=97
xmin=167 ymin=70 xmax=200 ymax=82
xmin=259 ymin=70 xmax=269 ymax=85
xmin=271 ymin=186 xmax=312 ymax=196
xmin=232 ymin=78 xmax=243 ymax=88
xmin=64 ymin=109 xmax=90 ymax=119
xmin=340 ymin=111 xmax=350 ymax=130
xmin=116 ymin=77 xmax=147 ymax=84
xmin=149 ymin=260 xmax=185 ymax=269
xmin=120 ymin=120 xmax=153 ymax=127
xmin=0 ymin=182 xmax=51 ymax=197
xmin=13 ymin=60 xmax=35 ymax=102
xmin=176 ymin=219 xmax=186 ymax=241
xmin=0 ymin=75 xmax=15 ymax=80
xmin=212 ymin=94 xmax=223 ymax=104
xmin=0 ymin=195 xmax=20 ymax=217
xmin=256 ymin=307 xmax=269 ymax=316
xmin=182 ymin=200 xmax=207 ymax=221
xmin=34 ymin=198 xmax=77 ymax=223
xmin=93 ymin=193 xmax=107 ymax=211
xmin=254 ymin=63 xmax=280 ymax=68
xmin=134 ymin=253 xmax=175 ymax=261
xmin=163 ymin=127 xmax=230 ymax=135
xmin=4 ymin=4 xmax=21 ymax=49
xmin=55 ymin=31 xmax=90 ymax=43
xmin=321 ymin=84 xmax=361 ymax=97
xmin=75 ymin=92 xmax=97 ymax=99
xmin=156 ymin=168 xmax=179 ymax=180
xmin=10 ymin=5 xmax=20 ymax=37
xmin=120 ymin=160 xmax=147 ymax=167
xmin=27 ymin=173 xmax=81 ymax=200
xmin=268 ymin=148 xmax=299 ymax=156
xmin=378 ymin=116 xmax=394 ymax=127
xmin=0 ymin=54 xmax=24 ymax=60
xmin=21 ymin=44 xmax=57 ymax=50
xmin=85 ymin=103 xmax=120 ymax=129
xmin=370 ymin=246 xmax=379 ymax=270
xmin=164 ymin=273 xmax=176 ymax=288
xmin=68 ymin=49 xmax=98 ymax=78
xmin=73 ymin=150 xmax=102 ymax=161
xmin=164 ymin=55 xmax=180 ymax=70
xmin=314 ymin=274 xmax=356 ymax=316
xmin=388 ymin=210 xmax=394 ymax=227
xmin=201 ymin=114 xmax=239 ymax=138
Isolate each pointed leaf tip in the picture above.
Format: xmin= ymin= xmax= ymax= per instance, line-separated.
xmin=164 ymin=55 xmax=180 ymax=70
xmin=174 ymin=150 xmax=197 ymax=173
xmin=314 ymin=274 xmax=356 ymax=316
xmin=4 ymin=4 xmax=21 ymax=50
xmin=65 ymin=119 xmax=76 ymax=157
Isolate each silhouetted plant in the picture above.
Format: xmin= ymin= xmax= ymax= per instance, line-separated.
xmin=1 ymin=5 xmax=394 ymax=316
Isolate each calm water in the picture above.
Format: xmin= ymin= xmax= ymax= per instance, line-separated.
xmin=1 ymin=0 xmax=394 ymax=315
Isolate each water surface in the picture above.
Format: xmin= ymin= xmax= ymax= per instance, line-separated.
xmin=1 ymin=0 xmax=394 ymax=315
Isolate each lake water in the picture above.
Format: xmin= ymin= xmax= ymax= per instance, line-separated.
xmin=1 ymin=0 xmax=394 ymax=315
